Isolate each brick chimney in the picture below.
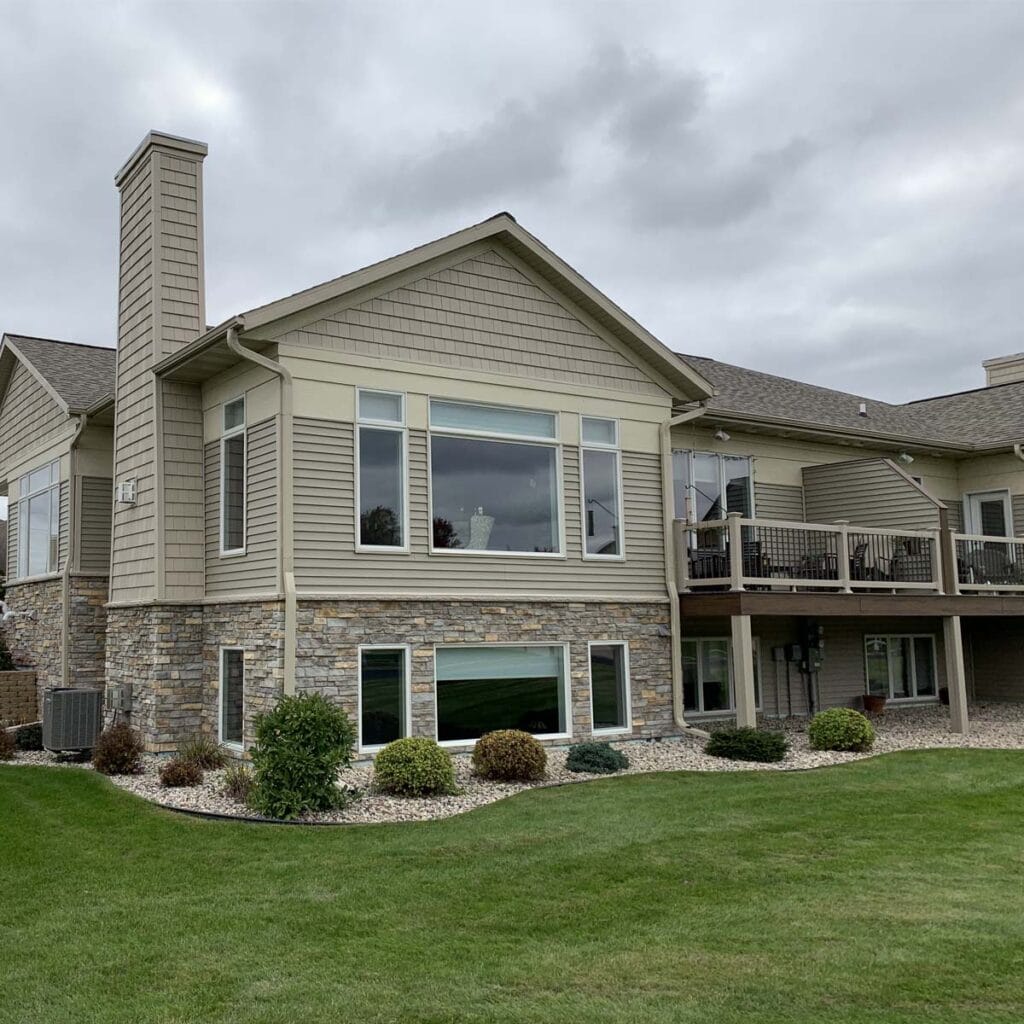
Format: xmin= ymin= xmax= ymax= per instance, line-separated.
xmin=982 ymin=353 xmax=1024 ymax=387
xmin=110 ymin=132 xmax=207 ymax=605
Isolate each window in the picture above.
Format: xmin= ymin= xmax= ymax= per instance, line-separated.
xmin=864 ymin=635 xmax=937 ymax=700
xmin=359 ymin=646 xmax=409 ymax=750
xmin=589 ymin=642 xmax=630 ymax=733
xmin=429 ymin=400 xmax=561 ymax=555
xmin=357 ymin=389 xmax=407 ymax=550
xmin=672 ymin=451 xmax=753 ymax=523
xmin=17 ymin=460 xmax=60 ymax=578
xmin=581 ymin=416 xmax=623 ymax=558
xmin=682 ymin=637 xmax=762 ymax=715
xmin=220 ymin=397 xmax=246 ymax=555
xmin=435 ymin=645 xmax=569 ymax=742
xmin=219 ymin=648 xmax=244 ymax=746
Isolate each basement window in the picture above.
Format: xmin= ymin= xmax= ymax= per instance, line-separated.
xmin=682 ymin=637 xmax=762 ymax=715
xmin=17 ymin=460 xmax=60 ymax=578
xmin=220 ymin=397 xmax=246 ymax=555
xmin=864 ymin=635 xmax=937 ymax=700
xmin=359 ymin=646 xmax=410 ymax=750
xmin=219 ymin=647 xmax=244 ymax=747
xmin=589 ymin=642 xmax=631 ymax=733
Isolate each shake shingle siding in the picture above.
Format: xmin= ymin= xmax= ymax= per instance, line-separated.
xmin=0 ymin=362 xmax=67 ymax=474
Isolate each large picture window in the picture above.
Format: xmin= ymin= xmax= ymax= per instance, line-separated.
xmin=682 ymin=637 xmax=762 ymax=715
xmin=435 ymin=645 xmax=569 ymax=742
xmin=219 ymin=647 xmax=244 ymax=747
xmin=581 ymin=416 xmax=623 ymax=558
xmin=17 ymin=461 xmax=60 ymax=578
xmin=673 ymin=451 xmax=753 ymax=523
xmin=220 ymin=397 xmax=246 ymax=555
xmin=429 ymin=400 xmax=561 ymax=555
xmin=357 ymin=389 xmax=407 ymax=550
xmin=865 ymin=635 xmax=937 ymax=700
xmin=359 ymin=646 xmax=409 ymax=750
xmin=589 ymin=642 xmax=630 ymax=733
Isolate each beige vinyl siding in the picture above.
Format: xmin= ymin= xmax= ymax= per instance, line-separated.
xmin=204 ymin=417 xmax=278 ymax=594
xmin=293 ymin=417 xmax=665 ymax=597
xmin=58 ymin=480 xmax=69 ymax=570
xmin=0 ymin=362 xmax=67 ymax=475
xmin=162 ymin=381 xmax=205 ymax=598
xmin=273 ymin=248 xmax=667 ymax=398
xmin=965 ymin=620 xmax=1024 ymax=700
xmin=6 ymin=501 xmax=16 ymax=578
xmin=802 ymin=459 xmax=942 ymax=531
xmin=79 ymin=476 xmax=113 ymax=574
xmin=1012 ymin=495 xmax=1024 ymax=537
xmin=944 ymin=501 xmax=964 ymax=533
xmin=753 ymin=481 xmax=804 ymax=521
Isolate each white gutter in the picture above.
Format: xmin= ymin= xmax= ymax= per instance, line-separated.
xmin=661 ymin=405 xmax=709 ymax=737
xmin=225 ymin=327 xmax=297 ymax=694
xmin=61 ymin=412 xmax=89 ymax=685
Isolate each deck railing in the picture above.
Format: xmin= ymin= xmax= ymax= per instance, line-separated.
xmin=952 ymin=534 xmax=1024 ymax=593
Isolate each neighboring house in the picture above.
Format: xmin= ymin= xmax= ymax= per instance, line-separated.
xmin=0 ymin=129 xmax=1021 ymax=753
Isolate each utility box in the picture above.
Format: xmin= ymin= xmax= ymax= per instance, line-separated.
xmin=42 ymin=688 xmax=103 ymax=751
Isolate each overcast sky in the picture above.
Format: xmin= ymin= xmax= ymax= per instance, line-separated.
xmin=1 ymin=1 xmax=1022 ymax=403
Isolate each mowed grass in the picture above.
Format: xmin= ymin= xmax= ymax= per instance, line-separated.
xmin=2 ymin=752 xmax=1023 ymax=1024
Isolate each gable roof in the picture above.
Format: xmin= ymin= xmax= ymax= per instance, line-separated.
xmin=0 ymin=335 xmax=116 ymax=413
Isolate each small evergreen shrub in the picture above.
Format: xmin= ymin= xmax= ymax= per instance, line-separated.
xmin=92 ymin=723 xmax=144 ymax=775
xmin=222 ymin=764 xmax=256 ymax=804
xmin=14 ymin=722 xmax=43 ymax=751
xmin=565 ymin=741 xmax=630 ymax=774
xmin=0 ymin=729 xmax=15 ymax=761
xmin=705 ymin=727 xmax=789 ymax=763
xmin=249 ymin=693 xmax=356 ymax=820
xmin=178 ymin=734 xmax=228 ymax=770
xmin=808 ymin=708 xmax=876 ymax=752
xmin=471 ymin=729 xmax=547 ymax=782
xmin=159 ymin=757 xmax=203 ymax=788
xmin=374 ymin=737 xmax=456 ymax=796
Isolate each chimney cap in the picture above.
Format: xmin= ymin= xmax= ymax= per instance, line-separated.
xmin=114 ymin=130 xmax=208 ymax=187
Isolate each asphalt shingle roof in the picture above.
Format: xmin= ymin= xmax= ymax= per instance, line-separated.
xmin=6 ymin=335 xmax=116 ymax=412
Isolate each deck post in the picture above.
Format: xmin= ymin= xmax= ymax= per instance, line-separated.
xmin=938 ymin=507 xmax=959 ymax=595
xmin=943 ymin=615 xmax=969 ymax=735
xmin=727 ymin=512 xmax=745 ymax=591
xmin=674 ymin=520 xmax=690 ymax=593
xmin=835 ymin=520 xmax=852 ymax=593
xmin=731 ymin=613 xmax=757 ymax=728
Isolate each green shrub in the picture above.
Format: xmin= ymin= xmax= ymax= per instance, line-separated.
xmin=178 ymin=734 xmax=228 ymax=770
xmin=92 ymin=723 xmax=144 ymax=775
xmin=0 ymin=729 xmax=15 ymax=761
xmin=374 ymin=737 xmax=456 ymax=796
xmin=159 ymin=757 xmax=203 ymax=788
xmin=808 ymin=708 xmax=876 ymax=752
xmin=14 ymin=722 xmax=43 ymax=751
xmin=471 ymin=729 xmax=547 ymax=782
xmin=705 ymin=727 xmax=789 ymax=763
xmin=565 ymin=741 xmax=630 ymax=774
xmin=249 ymin=693 xmax=356 ymax=819
xmin=222 ymin=764 xmax=255 ymax=804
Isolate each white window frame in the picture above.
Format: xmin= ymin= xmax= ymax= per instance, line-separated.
xmin=432 ymin=642 xmax=572 ymax=747
xmin=863 ymin=634 xmax=939 ymax=702
xmin=580 ymin=416 xmax=625 ymax=561
xmin=682 ymin=635 xmax=763 ymax=717
xmin=427 ymin=399 xmax=565 ymax=559
xmin=587 ymin=640 xmax=632 ymax=735
xmin=16 ymin=459 xmax=60 ymax=580
xmin=357 ymin=644 xmax=412 ymax=754
xmin=672 ymin=449 xmax=755 ymax=523
xmin=962 ymin=489 xmax=1012 ymax=538
xmin=355 ymin=388 xmax=409 ymax=554
xmin=428 ymin=398 xmax=558 ymax=443
xmin=219 ymin=396 xmax=247 ymax=557
xmin=218 ymin=646 xmax=245 ymax=750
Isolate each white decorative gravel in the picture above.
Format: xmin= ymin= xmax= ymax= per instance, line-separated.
xmin=4 ymin=703 xmax=1024 ymax=825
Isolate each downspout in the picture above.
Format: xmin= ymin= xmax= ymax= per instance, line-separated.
xmin=225 ymin=327 xmax=297 ymax=695
xmin=661 ymin=404 xmax=708 ymax=736
xmin=61 ymin=413 xmax=89 ymax=685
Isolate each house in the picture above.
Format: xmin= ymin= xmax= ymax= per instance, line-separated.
xmin=0 ymin=129 xmax=1021 ymax=754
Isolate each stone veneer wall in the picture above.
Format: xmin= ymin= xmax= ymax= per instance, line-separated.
xmin=0 ymin=671 xmax=38 ymax=724
xmin=3 ymin=578 xmax=64 ymax=714
xmin=68 ymin=576 xmax=109 ymax=689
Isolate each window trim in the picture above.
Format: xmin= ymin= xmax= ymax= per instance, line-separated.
xmin=426 ymin=432 xmax=566 ymax=559
xmin=432 ymin=642 xmax=573 ymax=747
xmin=863 ymin=634 xmax=940 ymax=703
xmin=672 ymin=449 xmax=756 ymax=523
xmin=355 ymin=389 xmax=410 ymax=554
xmin=428 ymin=397 xmax=559 ymax=442
xmin=16 ymin=459 xmax=61 ymax=580
xmin=682 ymin=635 xmax=763 ymax=717
xmin=218 ymin=646 xmax=245 ymax=750
xmin=580 ymin=418 xmax=625 ymax=561
xmin=587 ymin=640 xmax=632 ymax=735
xmin=357 ymin=644 xmax=412 ymax=754
xmin=219 ymin=395 xmax=247 ymax=557
xmin=961 ymin=489 xmax=1012 ymax=538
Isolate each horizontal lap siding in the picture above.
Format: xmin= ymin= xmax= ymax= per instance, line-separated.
xmin=205 ymin=417 xmax=278 ymax=593
xmin=79 ymin=477 xmax=113 ymax=575
xmin=802 ymin=460 xmax=940 ymax=530
xmin=753 ymin=482 xmax=804 ymax=521
xmin=0 ymin=362 xmax=67 ymax=475
xmin=59 ymin=481 xmax=69 ymax=569
xmin=293 ymin=417 xmax=665 ymax=596
xmin=276 ymin=249 xmax=666 ymax=398
xmin=6 ymin=502 xmax=16 ymax=577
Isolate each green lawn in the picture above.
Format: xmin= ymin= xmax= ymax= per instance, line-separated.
xmin=2 ymin=752 xmax=1023 ymax=1024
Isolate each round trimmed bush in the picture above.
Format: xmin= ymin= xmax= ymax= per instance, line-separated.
xmin=0 ymin=729 xmax=15 ymax=761
xmin=471 ymin=729 xmax=547 ymax=782
xmin=92 ymin=723 xmax=144 ymax=775
xmin=565 ymin=741 xmax=629 ymax=774
xmin=374 ymin=737 xmax=456 ymax=797
xmin=808 ymin=708 xmax=876 ymax=752
xmin=705 ymin=726 xmax=789 ymax=763
xmin=249 ymin=693 xmax=356 ymax=820
xmin=159 ymin=757 xmax=203 ymax=788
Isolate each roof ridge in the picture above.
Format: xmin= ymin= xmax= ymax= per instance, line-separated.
xmin=906 ymin=379 xmax=1024 ymax=405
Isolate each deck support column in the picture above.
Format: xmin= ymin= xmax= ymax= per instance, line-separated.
xmin=943 ymin=615 xmax=969 ymax=735
xmin=731 ymin=613 xmax=757 ymax=729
